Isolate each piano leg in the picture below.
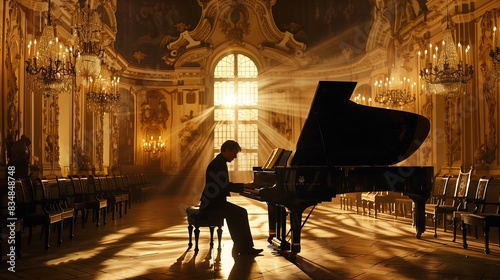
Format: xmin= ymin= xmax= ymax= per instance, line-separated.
xmin=271 ymin=205 xmax=291 ymax=251
xmin=281 ymin=206 xmax=289 ymax=249
xmin=267 ymin=203 xmax=277 ymax=243
xmin=286 ymin=204 xmax=315 ymax=255
xmin=411 ymin=196 xmax=427 ymax=239
xmin=289 ymin=206 xmax=304 ymax=254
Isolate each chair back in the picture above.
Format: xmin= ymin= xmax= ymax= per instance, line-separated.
xmin=138 ymin=174 xmax=146 ymax=185
xmin=14 ymin=179 xmax=32 ymax=217
xmin=474 ymin=176 xmax=492 ymax=213
xmin=429 ymin=175 xmax=451 ymax=204
xmin=56 ymin=176 xmax=74 ymax=206
xmin=35 ymin=178 xmax=62 ymax=212
xmin=38 ymin=178 xmax=58 ymax=200
xmin=69 ymin=175 xmax=86 ymax=202
xmin=14 ymin=179 xmax=28 ymax=204
xmin=22 ymin=179 xmax=38 ymax=203
xmin=106 ymin=176 xmax=118 ymax=192
xmin=114 ymin=175 xmax=125 ymax=191
xmin=126 ymin=174 xmax=136 ymax=187
xmin=56 ymin=177 xmax=70 ymax=197
xmin=92 ymin=176 xmax=104 ymax=193
xmin=88 ymin=175 xmax=105 ymax=200
xmin=452 ymin=166 xmax=474 ymax=210
xmin=121 ymin=175 xmax=132 ymax=191
xmin=79 ymin=176 xmax=91 ymax=194
xmin=436 ymin=175 xmax=451 ymax=196
xmin=100 ymin=176 xmax=112 ymax=192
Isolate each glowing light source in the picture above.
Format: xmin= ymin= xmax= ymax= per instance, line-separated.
xmin=25 ymin=0 xmax=76 ymax=97
xmin=491 ymin=26 xmax=500 ymax=79
xmin=86 ymin=65 xmax=120 ymax=113
xmin=72 ymin=2 xmax=104 ymax=80
xmin=418 ymin=1 xmax=473 ymax=97
xmin=374 ymin=67 xmax=416 ymax=108
xmin=142 ymin=135 xmax=166 ymax=159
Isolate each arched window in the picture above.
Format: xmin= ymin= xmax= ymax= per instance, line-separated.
xmin=213 ymin=54 xmax=258 ymax=171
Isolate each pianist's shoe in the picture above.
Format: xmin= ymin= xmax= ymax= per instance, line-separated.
xmin=232 ymin=247 xmax=263 ymax=257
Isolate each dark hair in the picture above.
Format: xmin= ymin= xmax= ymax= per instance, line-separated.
xmin=220 ymin=140 xmax=241 ymax=152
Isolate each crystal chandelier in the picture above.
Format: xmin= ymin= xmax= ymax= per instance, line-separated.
xmin=86 ymin=65 xmax=120 ymax=113
xmin=418 ymin=2 xmax=473 ymax=97
xmin=25 ymin=0 xmax=76 ymax=97
xmin=374 ymin=68 xmax=416 ymax=108
xmin=72 ymin=2 xmax=104 ymax=80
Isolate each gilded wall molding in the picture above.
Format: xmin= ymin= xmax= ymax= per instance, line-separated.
xmin=111 ymin=113 xmax=119 ymax=170
xmin=72 ymin=85 xmax=83 ymax=169
xmin=96 ymin=111 xmax=104 ymax=171
xmin=2 ymin=0 xmax=22 ymax=164
xmin=474 ymin=8 xmax=500 ymax=165
xmin=444 ymin=97 xmax=462 ymax=167
xmin=140 ymin=89 xmax=171 ymax=129
xmin=420 ymin=94 xmax=433 ymax=165
xmin=43 ymin=95 xmax=60 ymax=170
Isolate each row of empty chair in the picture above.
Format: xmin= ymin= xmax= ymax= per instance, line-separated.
xmin=425 ymin=167 xmax=499 ymax=254
xmin=339 ymin=192 xmax=412 ymax=219
xmin=124 ymin=173 xmax=154 ymax=203
xmin=338 ymin=166 xmax=500 ymax=254
xmin=1 ymin=173 xmax=153 ymax=257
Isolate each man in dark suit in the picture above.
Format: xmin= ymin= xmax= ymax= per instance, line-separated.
xmin=199 ymin=140 xmax=263 ymax=257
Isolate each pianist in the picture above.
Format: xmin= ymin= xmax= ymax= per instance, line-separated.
xmin=199 ymin=140 xmax=263 ymax=257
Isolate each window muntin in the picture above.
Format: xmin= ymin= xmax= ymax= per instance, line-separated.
xmin=214 ymin=54 xmax=258 ymax=171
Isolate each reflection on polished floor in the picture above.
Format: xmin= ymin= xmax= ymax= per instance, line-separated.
xmin=2 ymin=192 xmax=500 ymax=279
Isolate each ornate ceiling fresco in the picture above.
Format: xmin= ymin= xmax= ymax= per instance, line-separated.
xmin=115 ymin=0 xmax=202 ymax=70
xmin=114 ymin=0 xmax=374 ymax=70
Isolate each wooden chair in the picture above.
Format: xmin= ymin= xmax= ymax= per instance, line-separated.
xmin=39 ymin=178 xmax=75 ymax=241
xmin=425 ymin=175 xmax=452 ymax=237
xmin=452 ymin=177 xmax=492 ymax=242
xmin=113 ymin=175 xmax=132 ymax=210
xmin=118 ymin=175 xmax=135 ymax=208
xmin=362 ymin=191 xmax=396 ymax=218
xmin=394 ymin=194 xmax=413 ymax=220
xmin=106 ymin=175 xmax=129 ymax=215
xmin=69 ymin=175 xmax=107 ymax=227
xmin=14 ymin=179 xmax=63 ymax=250
xmin=461 ymin=193 xmax=500 ymax=254
xmin=125 ymin=174 xmax=140 ymax=203
xmin=126 ymin=174 xmax=152 ymax=203
xmin=91 ymin=175 xmax=123 ymax=220
xmin=361 ymin=192 xmax=375 ymax=215
xmin=57 ymin=176 xmax=86 ymax=228
xmin=339 ymin=193 xmax=361 ymax=214
xmin=425 ymin=175 xmax=451 ymax=209
xmin=186 ymin=206 xmax=224 ymax=252
xmin=426 ymin=166 xmax=474 ymax=238
xmin=139 ymin=173 xmax=153 ymax=200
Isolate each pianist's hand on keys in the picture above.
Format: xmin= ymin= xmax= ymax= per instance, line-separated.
xmin=243 ymin=183 xmax=260 ymax=194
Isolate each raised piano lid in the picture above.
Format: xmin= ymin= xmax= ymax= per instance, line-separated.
xmin=290 ymin=81 xmax=430 ymax=166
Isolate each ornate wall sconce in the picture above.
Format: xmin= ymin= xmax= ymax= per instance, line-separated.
xmin=142 ymin=135 xmax=165 ymax=160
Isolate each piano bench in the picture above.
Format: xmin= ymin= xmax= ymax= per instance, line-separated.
xmin=186 ymin=206 xmax=224 ymax=252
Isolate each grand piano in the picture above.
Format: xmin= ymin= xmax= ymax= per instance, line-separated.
xmin=241 ymin=81 xmax=434 ymax=255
